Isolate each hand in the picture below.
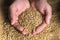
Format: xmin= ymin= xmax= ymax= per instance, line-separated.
xmin=31 ymin=0 xmax=52 ymax=35
xmin=10 ymin=0 xmax=30 ymax=35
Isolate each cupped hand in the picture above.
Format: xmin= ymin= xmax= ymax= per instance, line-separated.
xmin=10 ymin=0 xmax=30 ymax=35
xmin=31 ymin=0 xmax=52 ymax=35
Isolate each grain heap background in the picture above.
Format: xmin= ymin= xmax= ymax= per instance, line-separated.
xmin=0 ymin=0 xmax=60 ymax=40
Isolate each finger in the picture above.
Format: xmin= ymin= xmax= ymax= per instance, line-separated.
xmin=22 ymin=30 xmax=29 ymax=36
xmin=31 ymin=1 xmax=36 ymax=8
xmin=39 ymin=9 xmax=45 ymax=15
xmin=13 ymin=22 xmax=29 ymax=35
xmin=45 ymin=7 xmax=52 ymax=24
xmin=33 ymin=21 xmax=47 ymax=35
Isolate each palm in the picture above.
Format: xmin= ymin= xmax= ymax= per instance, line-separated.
xmin=31 ymin=1 xmax=52 ymax=35
xmin=10 ymin=0 xmax=30 ymax=35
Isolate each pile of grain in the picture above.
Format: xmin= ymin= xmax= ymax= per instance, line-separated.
xmin=0 ymin=0 xmax=60 ymax=40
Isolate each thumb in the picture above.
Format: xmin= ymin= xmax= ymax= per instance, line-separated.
xmin=45 ymin=7 xmax=52 ymax=24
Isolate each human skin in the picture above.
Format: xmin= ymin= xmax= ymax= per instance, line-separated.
xmin=10 ymin=0 xmax=30 ymax=35
xmin=31 ymin=0 xmax=52 ymax=35
xmin=10 ymin=0 xmax=52 ymax=35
